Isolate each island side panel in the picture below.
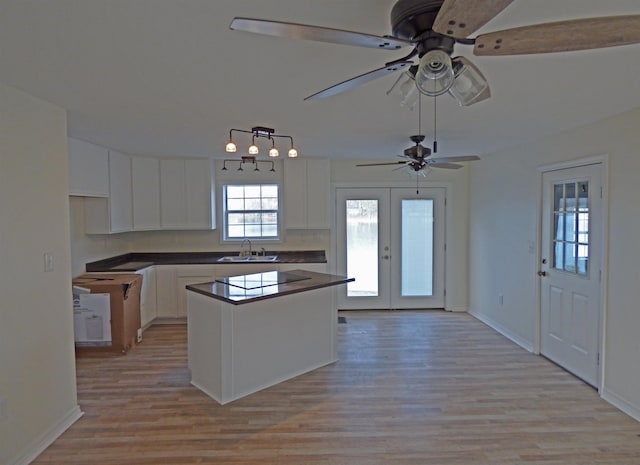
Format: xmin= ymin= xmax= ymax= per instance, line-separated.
xmin=231 ymin=286 xmax=338 ymax=402
xmin=187 ymin=291 xmax=225 ymax=403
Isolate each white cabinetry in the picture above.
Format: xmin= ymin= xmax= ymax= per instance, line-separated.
xmin=283 ymin=159 xmax=330 ymax=229
xmin=137 ymin=266 xmax=157 ymax=328
xmin=68 ymin=137 xmax=109 ymax=197
xmin=278 ymin=263 xmax=327 ymax=274
xmin=84 ymin=150 xmax=133 ymax=233
xmin=160 ymin=159 xmax=215 ymax=230
xmin=176 ymin=265 xmax=217 ymax=318
xmin=155 ymin=266 xmax=178 ymax=319
xmin=132 ymin=157 xmax=161 ymax=230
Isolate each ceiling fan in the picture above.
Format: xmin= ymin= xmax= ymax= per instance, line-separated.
xmin=230 ymin=0 xmax=640 ymax=105
xmin=356 ymin=135 xmax=480 ymax=174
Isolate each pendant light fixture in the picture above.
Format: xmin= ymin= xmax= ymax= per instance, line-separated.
xmin=224 ymin=126 xmax=299 ymax=158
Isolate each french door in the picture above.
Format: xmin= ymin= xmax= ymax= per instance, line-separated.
xmin=540 ymin=163 xmax=603 ymax=387
xmin=336 ymin=187 xmax=445 ymax=309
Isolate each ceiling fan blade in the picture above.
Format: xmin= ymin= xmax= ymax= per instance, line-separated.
xmin=426 ymin=161 xmax=464 ymax=169
xmin=230 ymin=17 xmax=413 ymax=50
xmin=428 ymin=155 xmax=480 ymax=163
xmin=474 ymin=15 xmax=640 ymax=56
xmin=305 ymin=61 xmax=413 ymax=100
xmin=432 ymin=0 xmax=515 ymax=39
xmin=356 ymin=161 xmax=407 ymax=167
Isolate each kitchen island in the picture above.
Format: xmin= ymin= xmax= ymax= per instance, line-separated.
xmin=186 ymin=269 xmax=352 ymax=404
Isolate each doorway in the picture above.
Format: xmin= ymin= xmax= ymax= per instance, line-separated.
xmin=539 ymin=162 xmax=604 ymax=387
xmin=336 ymin=187 xmax=445 ymax=310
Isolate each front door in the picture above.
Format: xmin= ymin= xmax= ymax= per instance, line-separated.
xmin=540 ymin=163 xmax=603 ymax=387
xmin=336 ymin=187 xmax=445 ymax=310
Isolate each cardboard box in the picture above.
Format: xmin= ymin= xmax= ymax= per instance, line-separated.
xmin=72 ymin=273 xmax=143 ymax=354
xmin=73 ymin=286 xmax=112 ymax=346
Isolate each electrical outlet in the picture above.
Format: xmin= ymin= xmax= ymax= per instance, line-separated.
xmin=0 ymin=396 xmax=8 ymax=423
xmin=44 ymin=253 xmax=54 ymax=272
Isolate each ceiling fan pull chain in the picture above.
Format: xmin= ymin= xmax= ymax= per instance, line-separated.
xmin=433 ymin=93 xmax=438 ymax=154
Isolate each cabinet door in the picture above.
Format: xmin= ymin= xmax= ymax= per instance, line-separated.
xmin=185 ymin=159 xmax=214 ymax=229
xmin=137 ymin=267 xmax=157 ymax=328
xmin=284 ymin=159 xmax=330 ymax=229
xmin=132 ymin=157 xmax=161 ymax=230
xmin=306 ymin=159 xmax=330 ymax=229
xmin=160 ymin=159 xmax=187 ymax=228
xmin=155 ymin=266 xmax=178 ymax=318
xmin=283 ymin=159 xmax=308 ymax=229
xmin=108 ymin=150 xmax=133 ymax=232
xmin=278 ymin=263 xmax=327 ymax=273
xmin=68 ymin=137 xmax=109 ymax=197
xmin=84 ymin=150 xmax=133 ymax=233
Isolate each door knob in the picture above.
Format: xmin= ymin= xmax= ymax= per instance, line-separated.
xmin=537 ymin=270 xmax=547 ymax=277
xmin=382 ymin=255 xmax=390 ymax=260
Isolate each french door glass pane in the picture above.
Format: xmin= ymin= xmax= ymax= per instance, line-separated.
xmin=401 ymin=199 xmax=434 ymax=296
xmin=346 ymin=200 xmax=379 ymax=297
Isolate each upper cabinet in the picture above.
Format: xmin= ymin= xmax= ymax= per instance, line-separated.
xmin=70 ymin=138 xmax=217 ymax=233
xmin=67 ymin=137 xmax=109 ymax=197
xmin=160 ymin=158 xmax=216 ymax=230
xmin=283 ymin=159 xmax=330 ymax=229
xmin=84 ymin=150 xmax=133 ymax=233
xmin=132 ymin=157 xmax=161 ymax=231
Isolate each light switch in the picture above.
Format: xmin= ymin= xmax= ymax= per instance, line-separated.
xmin=44 ymin=253 xmax=54 ymax=272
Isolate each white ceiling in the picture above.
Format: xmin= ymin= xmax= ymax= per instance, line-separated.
xmin=1 ymin=0 xmax=640 ymax=160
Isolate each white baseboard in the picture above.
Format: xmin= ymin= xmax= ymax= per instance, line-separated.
xmin=601 ymin=387 xmax=640 ymax=422
xmin=468 ymin=309 xmax=535 ymax=353
xmin=447 ymin=305 xmax=468 ymax=313
xmin=10 ymin=405 xmax=83 ymax=465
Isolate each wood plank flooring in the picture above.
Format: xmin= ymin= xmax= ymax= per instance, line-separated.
xmin=33 ymin=311 xmax=640 ymax=464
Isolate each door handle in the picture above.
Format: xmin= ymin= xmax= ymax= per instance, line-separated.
xmin=538 ymin=270 xmax=547 ymax=277
xmin=382 ymin=255 xmax=390 ymax=260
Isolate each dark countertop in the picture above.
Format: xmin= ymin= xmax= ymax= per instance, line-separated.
xmin=186 ymin=269 xmax=353 ymax=305
xmin=85 ymin=250 xmax=327 ymax=272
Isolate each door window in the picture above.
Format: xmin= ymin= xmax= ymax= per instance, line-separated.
xmin=345 ymin=199 xmax=379 ymax=297
xmin=553 ymin=181 xmax=589 ymax=275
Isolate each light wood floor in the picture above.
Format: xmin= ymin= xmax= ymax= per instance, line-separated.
xmin=34 ymin=311 xmax=640 ymax=464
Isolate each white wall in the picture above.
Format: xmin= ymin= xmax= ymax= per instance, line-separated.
xmin=468 ymin=106 xmax=640 ymax=419
xmin=0 ymin=82 xmax=81 ymax=464
xmin=331 ymin=160 xmax=471 ymax=312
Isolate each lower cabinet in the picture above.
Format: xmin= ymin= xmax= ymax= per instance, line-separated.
xmin=151 ymin=263 xmax=327 ymax=321
xmin=137 ymin=266 xmax=157 ymax=328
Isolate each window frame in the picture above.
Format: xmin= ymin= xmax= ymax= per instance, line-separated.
xmin=221 ymin=183 xmax=282 ymax=243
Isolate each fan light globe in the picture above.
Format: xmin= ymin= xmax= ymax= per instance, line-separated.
xmin=225 ymin=141 xmax=237 ymax=153
xmin=288 ymin=147 xmax=298 ymax=158
xmin=415 ymin=50 xmax=455 ymax=97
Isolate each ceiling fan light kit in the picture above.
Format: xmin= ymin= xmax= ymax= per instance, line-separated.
xmin=229 ymin=0 xmax=640 ymax=107
xmin=415 ymin=49 xmax=455 ymax=96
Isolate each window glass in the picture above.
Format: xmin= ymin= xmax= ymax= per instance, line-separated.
xmin=552 ymin=181 xmax=589 ymax=276
xmin=223 ymin=184 xmax=279 ymax=240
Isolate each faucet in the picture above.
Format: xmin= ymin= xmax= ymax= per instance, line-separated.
xmin=239 ymin=238 xmax=252 ymax=257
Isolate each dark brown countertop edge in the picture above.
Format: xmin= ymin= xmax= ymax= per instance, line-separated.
xmin=185 ymin=270 xmax=354 ymax=306
xmin=85 ymin=250 xmax=327 ymax=272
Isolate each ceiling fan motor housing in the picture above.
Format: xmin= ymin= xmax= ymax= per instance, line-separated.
xmin=391 ymin=0 xmax=444 ymax=40
xmin=391 ymin=0 xmax=455 ymax=57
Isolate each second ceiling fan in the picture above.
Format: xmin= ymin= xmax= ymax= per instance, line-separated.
xmin=230 ymin=0 xmax=640 ymax=106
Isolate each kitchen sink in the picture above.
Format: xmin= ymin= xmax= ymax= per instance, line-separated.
xmin=217 ymin=255 xmax=278 ymax=262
